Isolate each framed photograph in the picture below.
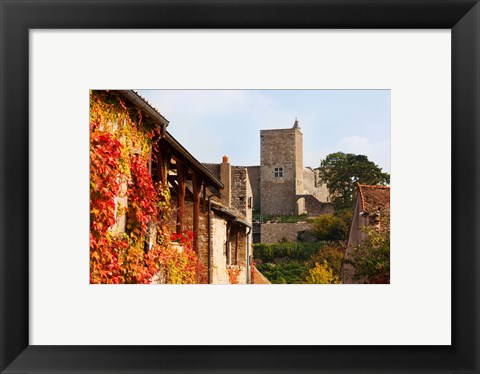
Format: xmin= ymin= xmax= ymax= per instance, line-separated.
xmin=1 ymin=0 xmax=479 ymax=373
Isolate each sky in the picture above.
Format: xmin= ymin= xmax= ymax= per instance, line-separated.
xmin=137 ymin=90 xmax=391 ymax=173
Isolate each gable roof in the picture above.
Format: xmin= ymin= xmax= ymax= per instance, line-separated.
xmin=357 ymin=184 xmax=390 ymax=213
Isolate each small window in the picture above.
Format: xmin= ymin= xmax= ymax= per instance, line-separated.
xmin=274 ymin=167 xmax=283 ymax=178
xmin=248 ymin=196 xmax=253 ymax=209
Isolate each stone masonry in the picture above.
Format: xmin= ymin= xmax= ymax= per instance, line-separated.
xmin=259 ymin=222 xmax=313 ymax=244
xmin=259 ymin=125 xmax=302 ymax=215
xmin=206 ymin=119 xmax=333 ymax=245
xmin=246 ymin=119 xmax=331 ymax=218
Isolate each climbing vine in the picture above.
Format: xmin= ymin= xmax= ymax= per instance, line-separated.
xmin=227 ymin=266 xmax=241 ymax=284
xmin=126 ymin=154 xmax=158 ymax=241
xmin=89 ymin=130 xmax=125 ymax=284
xmin=153 ymin=231 xmax=198 ymax=284
xmin=89 ymin=90 xmax=200 ymax=284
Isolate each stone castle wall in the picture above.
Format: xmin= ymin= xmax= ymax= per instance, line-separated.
xmin=260 ymin=128 xmax=301 ymax=215
xmin=295 ymin=129 xmax=304 ymax=195
xmin=259 ymin=221 xmax=313 ymax=244
xmin=303 ymin=167 xmax=330 ymax=202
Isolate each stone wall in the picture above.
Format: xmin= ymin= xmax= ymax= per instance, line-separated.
xmin=203 ymin=163 xmax=220 ymax=178
xmin=303 ymin=167 xmax=330 ymax=202
xmin=169 ymin=194 xmax=251 ymax=284
xmin=295 ymin=129 xmax=304 ymax=195
xmin=300 ymin=195 xmax=335 ymax=216
xmin=259 ymin=221 xmax=313 ymax=244
xmin=231 ymin=166 xmax=248 ymax=218
xmin=211 ymin=214 xmax=230 ymax=284
xmin=246 ymin=166 xmax=260 ymax=212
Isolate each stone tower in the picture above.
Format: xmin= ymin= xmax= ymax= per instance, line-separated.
xmin=259 ymin=119 xmax=303 ymax=215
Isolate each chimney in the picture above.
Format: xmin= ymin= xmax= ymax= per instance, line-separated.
xmin=219 ymin=155 xmax=231 ymax=207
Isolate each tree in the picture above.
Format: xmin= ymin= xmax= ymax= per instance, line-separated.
xmin=317 ymin=152 xmax=390 ymax=210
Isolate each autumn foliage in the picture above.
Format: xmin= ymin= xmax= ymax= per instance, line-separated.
xmin=89 ymin=91 xmax=200 ymax=284
xmin=227 ymin=267 xmax=241 ymax=284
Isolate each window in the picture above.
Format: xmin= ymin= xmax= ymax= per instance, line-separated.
xmin=274 ymin=167 xmax=283 ymax=178
xmin=248 ymin=196 xmax=253 ymax=209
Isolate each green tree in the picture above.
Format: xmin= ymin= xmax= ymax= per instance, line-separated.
xmin=317 ymin=152 xmax=390 ymax=210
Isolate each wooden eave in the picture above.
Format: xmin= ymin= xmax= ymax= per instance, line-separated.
xmin=160 ymin=132 xmax=224 ymax=191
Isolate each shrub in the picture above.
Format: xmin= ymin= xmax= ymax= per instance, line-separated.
xmin=306 ymin=261 xmax=341 ymax=284
xmin=309 ymin=244 xmax=344 ymax=278
xmin=334 ymin=208 xmax=353 ymax=228
xmin=350 ymin=215 xmax=390 ymax=284
xmin=312 ymin=214 xmax=348 ymax=241
xmin=256 ymin=260 xmax=309 ymax=284
xmin=253 ymin=213 xmax=308 ymax=223
xmin=253 ymin=242 xmax=324 ymax=262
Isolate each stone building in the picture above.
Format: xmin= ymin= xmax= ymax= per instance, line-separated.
xmin=341 ymin=184 xmax=390 ymax=284
xmin=247 ymin=119 xmax=332 ymax=217
xmin=206 ymin=119 xmax=334 ymax=244
xmin=100 ymin=90 xmax=264 ymax=284
xmin=250 ymin=119 xmax=334 ymax=243
xmin=202 ymin=156 xmax=255 ymax=281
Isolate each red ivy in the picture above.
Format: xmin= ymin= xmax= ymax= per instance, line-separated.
xmin=90 ymin=91 xmax=196 ymax=284
xmin=227 ymin=267 xmax=241 ymax=285
xmin=90 ymin=131 xmax=123 ymax=284
xmin=126 ymin=154 xmax=158 ymax=241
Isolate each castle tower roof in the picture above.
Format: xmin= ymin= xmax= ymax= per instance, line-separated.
xmin=293 ymin=117 xmax=300 ymax=129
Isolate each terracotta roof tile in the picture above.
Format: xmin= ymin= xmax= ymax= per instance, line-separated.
xmin=357 ymin=184 xmax=390 ymax=213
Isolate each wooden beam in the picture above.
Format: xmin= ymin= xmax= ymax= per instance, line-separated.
xmin=202 ymin=183 xmax=206 ymax=212
xmin=191 ymin=173 xmax=202 ymax=253
xmin=155 ymin=146 xmax=172 ymax=187
xmin=235 ymin=227 xmax=240 ymax=265
xmin=156 ymin=148 xmax=165 ymax=186
xmin=167 ymin=175 xmax=178 ymax=189
xmin=176 ymin=161 xmax=187 ymax=234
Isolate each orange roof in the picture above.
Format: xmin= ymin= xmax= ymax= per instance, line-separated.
xmin=357 ymin=184 xmax=390 ymax=213
xmin=252 ymin=267 xmax=271 ymax=284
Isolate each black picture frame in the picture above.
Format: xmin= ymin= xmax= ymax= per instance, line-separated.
xmin=1 ymin=1 xmax=479 ymax=373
